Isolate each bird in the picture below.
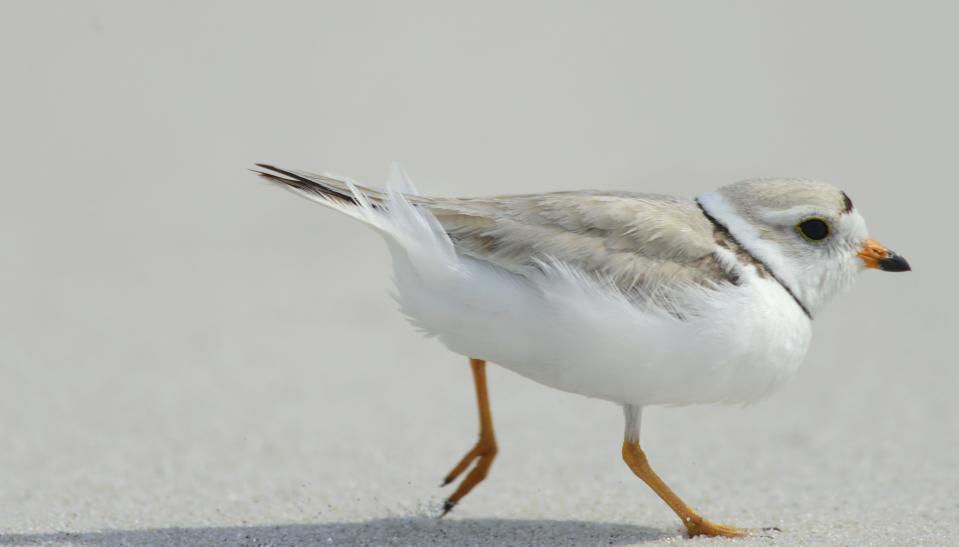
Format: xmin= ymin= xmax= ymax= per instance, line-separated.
xmin=251 ymin=162 xmax=910 ymax=538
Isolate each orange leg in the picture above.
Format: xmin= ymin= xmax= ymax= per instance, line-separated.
xmin=622 ymin=439 xmax=746 ymax=537
xmin=620 ymin=405 xmax=746 ymax=538
xmin=439 ymin=358 xmax=498 ymax=516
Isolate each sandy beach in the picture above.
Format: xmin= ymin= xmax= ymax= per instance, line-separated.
xmin=1 ymin=2 xmax=956 ymax=545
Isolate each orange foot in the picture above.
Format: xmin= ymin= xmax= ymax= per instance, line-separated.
xmin=439 ymin=435 xmax=497 ymax=517
xmin=686 ymin=518 xmax=781 ymax=538
xmin=684 ymin=516 xmax=748 ymax=538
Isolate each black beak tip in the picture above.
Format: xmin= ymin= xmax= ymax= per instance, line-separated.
xmin=878 ymin=253 xmax=911 ymax=272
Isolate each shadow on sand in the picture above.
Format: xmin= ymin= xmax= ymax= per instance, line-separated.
xmin=0 ymin=517 xmax=673 ymax=546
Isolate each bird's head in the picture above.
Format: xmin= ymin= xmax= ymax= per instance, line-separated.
xmin=696 ymin=179 xmax=910 ymax=317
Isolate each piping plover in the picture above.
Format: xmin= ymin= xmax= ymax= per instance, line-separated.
xmin=252 ymin=163 xmax=910 ymax=538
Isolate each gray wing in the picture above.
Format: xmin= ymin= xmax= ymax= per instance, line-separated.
xmin=253 ymin=165 xmax=733 ymax=294
xmin=423 ymin=192 xmax=733 ymax=293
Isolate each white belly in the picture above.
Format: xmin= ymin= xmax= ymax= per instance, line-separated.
xmin=391 ymin=243 xmax=812 ymax=407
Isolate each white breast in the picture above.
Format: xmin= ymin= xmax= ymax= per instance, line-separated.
xmin=390 ymin=238 xmax=812 ymax=407
xmin=334 ymin=177 xmax=813 ymax=407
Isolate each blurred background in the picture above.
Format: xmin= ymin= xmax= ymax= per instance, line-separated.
xmin=0 ymin=1 xmax=956 ymax=545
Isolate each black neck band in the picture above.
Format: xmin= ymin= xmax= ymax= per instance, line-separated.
xmin=695 ymin=200 xmax=813 ymax=320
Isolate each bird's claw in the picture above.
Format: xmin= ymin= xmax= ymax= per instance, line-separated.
xmin=438 ymin=499 xmax=456 ymax=519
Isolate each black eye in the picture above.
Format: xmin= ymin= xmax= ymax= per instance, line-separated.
xmin=797 ymin=218 xmax=830 ymax=241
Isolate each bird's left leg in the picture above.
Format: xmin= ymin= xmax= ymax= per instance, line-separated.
xmin=439 ymin=358 xmax=498 ymax=516
xmin=620 ymin=405 xmax=746 ymax=538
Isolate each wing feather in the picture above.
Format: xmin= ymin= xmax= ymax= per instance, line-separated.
xmin=420 ymin=192 xmax=734 ymax=293
xmin=254 ymin=165 xmax=735 ymax=294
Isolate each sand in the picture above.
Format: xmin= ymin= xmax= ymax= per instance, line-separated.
xmin=0 ymin=263 xmax=955 ymax=547
xmin=1 ymin=2 xmax=957 ymax=545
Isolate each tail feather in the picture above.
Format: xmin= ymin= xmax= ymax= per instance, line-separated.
xmin=252 ymin=163 xmax=368 ymax=206
xmin=252 ymin=163 xmax=392 ymax=224
xmin=251 ymin=163 xmax=454 ymax=260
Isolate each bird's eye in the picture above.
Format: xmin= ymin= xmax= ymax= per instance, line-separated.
xmin=796 ymin=218 xmax=831 ymax=241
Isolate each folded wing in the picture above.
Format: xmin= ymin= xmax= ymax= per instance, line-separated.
xmin=252 ymin=165 xmax=735 ymax=295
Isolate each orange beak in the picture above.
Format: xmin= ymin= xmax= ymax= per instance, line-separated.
xmin=857 ymin=239 xmax=911 ymax=272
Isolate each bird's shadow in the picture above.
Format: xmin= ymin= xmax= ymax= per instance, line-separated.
xmin=0 ymin=517 xmax=674 ymax=546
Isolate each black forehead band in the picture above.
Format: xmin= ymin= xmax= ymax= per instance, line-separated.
xmin=841 ymin=191 xmax=854 ymax=213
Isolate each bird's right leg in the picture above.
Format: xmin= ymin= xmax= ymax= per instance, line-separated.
xmin=620 ymin=405 xmax=746 ymax=538
xmin=439 ymin=358 xmax=498 ymax=517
